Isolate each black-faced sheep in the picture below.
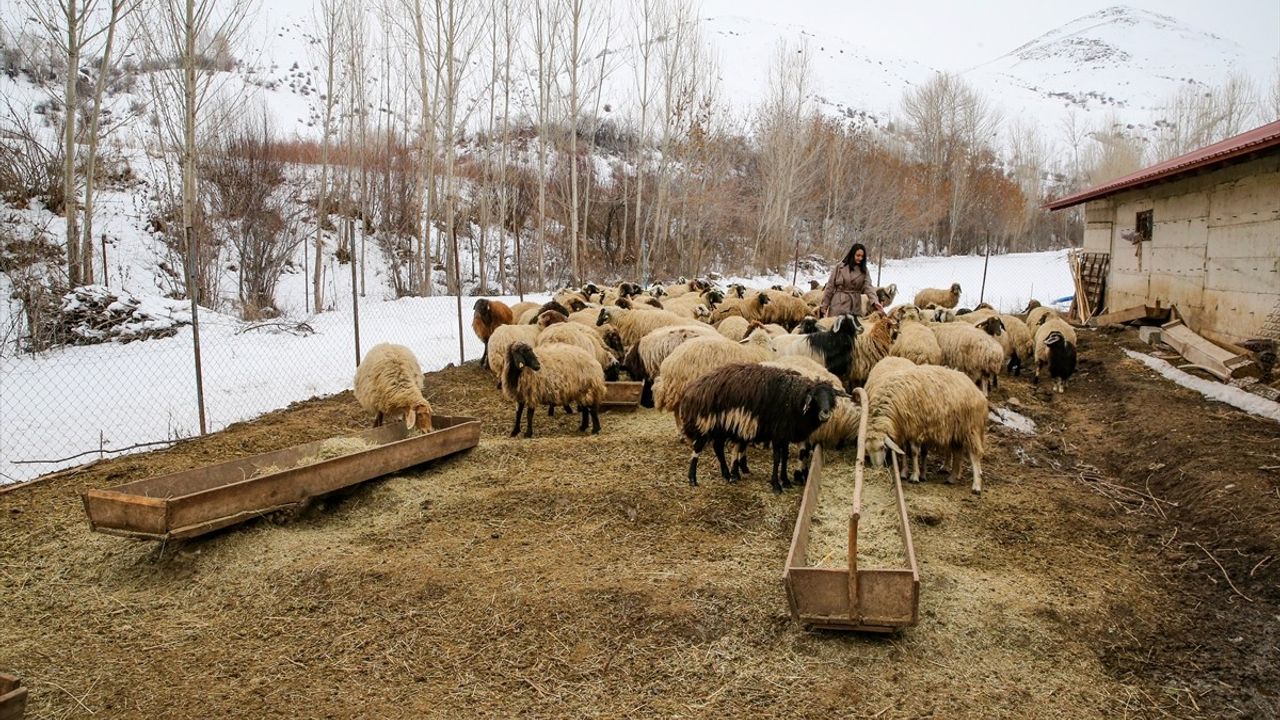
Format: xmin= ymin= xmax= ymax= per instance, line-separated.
xmin=773 ymin=314 xmax=858 ymax=382
xmin=624 ymin=323 xmax=720 ymax=406
xmin=763 ymin=355 xmax=861 ymax=484
xmin=472 ymin=299 xmax=514 ymax=366
xmin=501 ymin=342 xmax=606 ymax=437
xmin=914 ymin=283 xmax=962 ymax=309
xmin=790 ymin=316 xmax=820 ymax=335
xmin=652 ymin=327 xmax=775 ymax=413
xmin=678 ymin=363 xmax=841 ymax=492
xmin=865 ymin=364 xmax=987 ymax=494
xmin=1034 ymin=317 xmax=1078 ymax=393
xmin=486 ymin=323 xmax=542 ymax=383
xmin=353 ymin=343 xmax=433 ymax=431
xmin=520 ymin=299 xmax=572 ymax=325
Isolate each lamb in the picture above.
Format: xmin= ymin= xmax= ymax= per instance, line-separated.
xmin=889 ymin=318 xmax=944 ymax=366
xmin=931 ymin=320 xmax=1004 ymax=395
xmin=865 ymin=364 xmax=988 ymax=493
xmin=678 ymin=363 xmax=841 ymax=493
xmin=773 ymin=314 xmax=858 ymax=381
xmin=353 ymin=343 xmax=433 ymax=432
xmin=596 ymin=304 xmax=689 ymax=347
xmin=849 ymin=317 xmax=896 ymax=387
xmin=485 ymin=323 xmax=542 ymax=382
xmin=501 ymin=342 xmax=606 ymax=438
xmin=1034 ymin=317 xmax=1078 ymax=393
xmin=537 ymin=320 xmax=621 ymax=379
xmin=472 ymin=299 xmax=514 ymax=366
xmin=914 ymin=283 xmax=962 ymax=309
xmin=624 ymin=323 xmax=720 ymax=407
xmin=652 ymin=327 xmax=775 ymax=413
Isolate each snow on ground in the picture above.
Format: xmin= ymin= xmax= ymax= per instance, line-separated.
xmin=989 ymin=406 xmax=1037 ymax=435
xmin=1122 ymin=350 xmax=1280 ymax=423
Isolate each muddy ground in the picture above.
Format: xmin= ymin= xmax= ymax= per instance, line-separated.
xmin=1 ymin=329 xmax=1276 ymax=719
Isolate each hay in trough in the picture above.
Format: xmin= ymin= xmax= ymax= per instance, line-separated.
xmin=807 ymin=453 xmax=906 ymax=568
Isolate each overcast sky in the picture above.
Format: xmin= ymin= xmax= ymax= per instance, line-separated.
xmin=696 ymin=0 xmax=1280 ymax=72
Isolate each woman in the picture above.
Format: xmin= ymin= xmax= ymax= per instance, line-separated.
xmin=819 ymin=242 xmax=882 ymax=318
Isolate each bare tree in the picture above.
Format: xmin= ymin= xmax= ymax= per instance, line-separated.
xmin=628 ymin=0 xmax=666 ymax=282
xmin=308 ymin=0 xmax=346 ymax=311
xmin=1154 ymin=72 xmax=1260 ymax=161
xmin=753 ymin=39 xmax=816 ymax=271
xmin=530 ymin=0 xmax=563 ymax=288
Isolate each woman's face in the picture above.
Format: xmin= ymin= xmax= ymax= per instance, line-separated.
xmin=854 ymin=248 xmax=865 ymax=264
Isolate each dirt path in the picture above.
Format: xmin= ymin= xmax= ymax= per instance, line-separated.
xmin=1 ymin=330 xmax=1275 ymax=719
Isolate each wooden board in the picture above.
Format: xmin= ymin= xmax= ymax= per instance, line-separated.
xmin=603 ymin=381 xmax=643 ymax=408
xmin=81 ymin=415 xmax=481 ymax=541
xmin=0 ymin=673 xmax=26 ymax=720
xmin=1160 ymin=321 xmax=1261 ymax=381
xmin=1090 ymin=305 xmax=1171 ymax=327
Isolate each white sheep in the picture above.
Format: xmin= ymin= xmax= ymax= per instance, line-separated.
xmin=1026 ymin=305 xmax=1059 ymax=330
xmin=999 ymin=314 xmax=1035 ymax=376
xmin=596 ymin=303 xmax=689 ymax=347
xmin=865 ymin=364 xmax=988 ymax=494
xmin=501 ymin=342 xmax=607 ymax=437
xmin=716 ymin=315 xmax=752 ymax=341
xmin=486 ymin=323 xmax=542 ymax=384
xmin=353 ymin=343 xmax=434 ymax=431
xmin=890 ymin=318 xmax=944 ymax=366
xmin=931 ymin=321 xmax=1004 ymax=395
xmin=914 ymin=283 xmax=962 ymax=309
xmin=652 ymin=327 xmax=775 ymax=413
xmin=537 ymin=321 xmax=619 ymax=374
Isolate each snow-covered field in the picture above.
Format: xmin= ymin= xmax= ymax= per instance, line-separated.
xmin=0 ymin=250 xmax=1072 ymax=484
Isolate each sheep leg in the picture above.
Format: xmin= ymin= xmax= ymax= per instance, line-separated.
xmin=980 ymin=377 xmax=989 ymax=396
xmin=525 ymin=406 xmax=535 ymax=438
xmin=712 ymin=437 xmax=731 ymax=481
xmin=510 ymin=403 xmax=524 ymax=437
xmin=908 ymin=443 xmax=922 ymax=483
xmin=590 ymin=405 xmax=601 ymax=434
xmin=640 ymin=379 xmax=654 ymax=409
xmin=946 ymin=451 xmax=962 ymax=485
xmin=688 ymin=437 xmax=707 ymax=486
xmin=548 ymin=406 xmax=556 ymax=416
xmin=578 ymin=406 xmax=589 ymax=432
xmin=970 ymin=451 xmax=983 ymax=495
xmin=373 ymin=411 xmax=384 ymax=428
xmin=779 ymin=443 xmax=792 ymax=489
xmin=737 ymin=444 xmax=751 ymax=476
xmin=768 ymin=442 xmax=787 ymax=493
xmin=793 ymin=444 xmax=811 ymax=487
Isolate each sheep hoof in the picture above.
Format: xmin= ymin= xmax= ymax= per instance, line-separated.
xmin=971 ymin=487 xmax=982 ymax=496
xmin=509 ymin=429 xmax=520 ymax=437
xmin=793 ymin=470 xmax=807 ymax=486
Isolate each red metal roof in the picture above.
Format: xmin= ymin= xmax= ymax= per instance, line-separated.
xmin=1046 ymin=120 xmax=1280 ymax=210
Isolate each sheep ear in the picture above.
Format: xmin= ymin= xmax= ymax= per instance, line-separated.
xmin=404 ymin=408 xmax=417 ymax=429
xmin=802 ymin=391 xmax=814 ymax=415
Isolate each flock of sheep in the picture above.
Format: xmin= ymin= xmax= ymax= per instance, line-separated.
xmin=351 ymin=274 xmax=1080 ymax=497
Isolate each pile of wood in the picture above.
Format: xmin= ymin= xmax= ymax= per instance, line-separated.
xmin=44 ymin=286 xmax=188 ymax=347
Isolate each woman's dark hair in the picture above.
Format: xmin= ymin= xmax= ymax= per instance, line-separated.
xmin=842 ymin=243 xmax=869 ymax=272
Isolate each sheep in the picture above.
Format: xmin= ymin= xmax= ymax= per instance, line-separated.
xmin=537 ymin=310 xmax=568 ymax=328
xmin=485 ymin=323 xmax=542 ymax=384
xmin=624 ymin=323 xmax=721 ymax=407
xmin=876 ymin=283 xmax=898 ymax=307
xmin=353 ymin=343 xmax=433 ymax=432
xmin=716 ymin=315 xmax=752 ymax=341
xmin=553 ymin=288 xmax=590 ymax=309
xmin=886 ymin=304 xmax=923 ymax=324
xmin=509 ymin=298 xmax=540 ymax=320
xmin=652 ymin=327 xmax=775 ymax=413
xmin=764 ymin=355 xmax=862 ymax=484
xmin=678 ymin=362 xmax=841 ymax=493
xmin=668 ymin=302 xmax=712 ymax=322
xmin=501 ymin=342 xmax=606 ymax=438
xmin=1000 ymin=314 xmax=1034 ymax=376
xmin=1034 ymin=317 xmax=1078 ymax=393
xmin=1026 ymin=305 xmax=1059 ymax=330
xmin=927 ymin=306 xmax=958 ymax=323
xmin=472 ymin=299 xmax=514 ymax=366
xmin=709 ymin=291 xmax=770 ymax=324
xmin=773 ymin=314 xmax=858 ymax=382
xmin=568 ymin=307 xmax=603 ymax=327
xmin=761 ymin=289 xmax=811 ymax=329
xmin=790 ymin=316 xmax=820 ymax=335
xmin=537 ymin=320 xmax=621 ymax=379
xmin=864 ymin=364 xmax=987 ymax=493
xmin=663 ymin=278 xmax=709 ymax=299
xmin=890 ymin=318 xmax=944 ymax=366
xmin=761 ymin=323 xmax=789 ymax=337
xmin=959 ymin=307 xmax=999 ymax=325
xmin=802 ymin=280 xmax=825 ymax=306
xmin=850 ymin=317 xmax=896 ymax=387
xmin=931 ymin=321 xmax=1004 ymax=395
xmin=862 ymin=355 xmax=921 ymax=476
xmin=519 ymin=299 xmax=571 ymax=325
xmin=596 ymin=304 xmax=689 ymax=347
xmin=914 ymin=283 xmax=962 ymax=309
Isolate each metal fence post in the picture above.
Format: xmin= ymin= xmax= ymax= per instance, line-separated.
xmin=452 ymin=227 xmax=465 ymax=365
xmin=185 ymin=226 xmax=207 ymax=435
xmin=350 ymin=219 xmax=361 ymax=368
xmin=516 ymin=230 xmax=524 ymax=302
xmin=979 ymin=236 xmax=991 ymax=305
xmin=876 ymin=244 xmax=884 ymax=286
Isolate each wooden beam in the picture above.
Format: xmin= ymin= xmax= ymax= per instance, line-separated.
xmin=1160 ymin=320 xmax=1261 ymax=381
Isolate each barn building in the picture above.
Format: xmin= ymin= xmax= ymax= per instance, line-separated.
xmin=1047 ymin=120 xmax=1280 ymax=345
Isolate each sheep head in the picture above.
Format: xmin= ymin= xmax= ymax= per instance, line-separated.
xmin=693 ymin=304 xmax=711 ymax=321
xmin=703 ymin=289 xmax=724 ymax=308
xmin=756 ymin=292 xmax=771 ymax=307
xmin=950 ymin=282 xmax=962 ymax=295
xmin=566 ymin=298 xmax=588 ymax=312
xmin=596 ymin=308 xmax=612 ymax=326
xmin=509 ymin=342 xmax=540 ymax=371
xmin=600 ymin=327 xmax=625 ymax=357
xmin=809 ymin=279 xmax=821 ymax=290
xmin=649 ymin=284 xmax=666 ymax=297
xmin=405 ymin=403 xmax=434 ymax=432
xmin=802 ymin=383 xmax=839 ymax=424
xmin=537 ymin=310 xmax=568 ymax=328
xmin=797 ymin=316 xmax=819 ymax=334
xmin=977 ymin=316 xmax=1005 ymax=337
xmin=583 ymin=282 xmax=601 ymax=297
xmin=1043 ymin=331 xmax=1065 ymax=347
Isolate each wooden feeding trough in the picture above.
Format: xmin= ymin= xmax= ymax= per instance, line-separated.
xmin=782 ymin=389 xmax=920 ymax=632
xmin=603 ymin=381 xmax=643 ymax=409
xmin=81 ymin=415 xmax=480 ymax=542
xmin=0 ymin=673 xmax=27 ymax=720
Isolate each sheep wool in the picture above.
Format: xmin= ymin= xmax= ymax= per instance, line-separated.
xmin=890 ymin=320 xmax=944 ymax=366
xmin=502 ymin=342 xmax=606 ymax=438
xmin=716 ymin=316 xmax=752 ymax=341
xmin=353 ymin=343 xmax=433 ymax=431
xmin=652 ymin=328 xmax=775 ymax=413
xmin=596 ymin=305 xmax=689 ymax=347
xmin=1034 ymin=317 xmax=1079 ymax=393
xmin=865 ymin=364 xmax=987 ymax=494
xmin=762 ymin=356 xmax=859 ymax=450
xmin=850 ymin=318 xmax=895 ymax=387
xmin=931 ymin=321 xmax=1004 ymax=395
xmin=486 ymin=323 xmax=542 ymax=379
xmin=913 ymin=283 xmax=962 ymax=309
xmin=537 ymin=321 xmax=616 ymax=371
xmin=1000 ymin=314 xmax=1035 ymax=375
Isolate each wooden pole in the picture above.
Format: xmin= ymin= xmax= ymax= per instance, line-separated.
xmin=350 ymin=219 xmax=361 ymax=368
xmin=791 ymin=232 xmax=801 ymax=288
xmin=185 ymin=226 xmax=207 ymax=435
xmin=876 ymin=244 xmax=884 ymax=286
xmin=100 ymin=235 xmax=108 ymax=288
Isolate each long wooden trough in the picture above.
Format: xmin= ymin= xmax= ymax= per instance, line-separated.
xmin=81 ymin=415 xmax=480 ymax=541
xmin=782 ymin=389 xmax=920 ymax=632
xmin=0 ymin=673 xmax=27 ymax=720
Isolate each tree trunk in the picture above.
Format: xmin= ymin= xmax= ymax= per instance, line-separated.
xmin=63 ymin=5 xmax=81 ymax=286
